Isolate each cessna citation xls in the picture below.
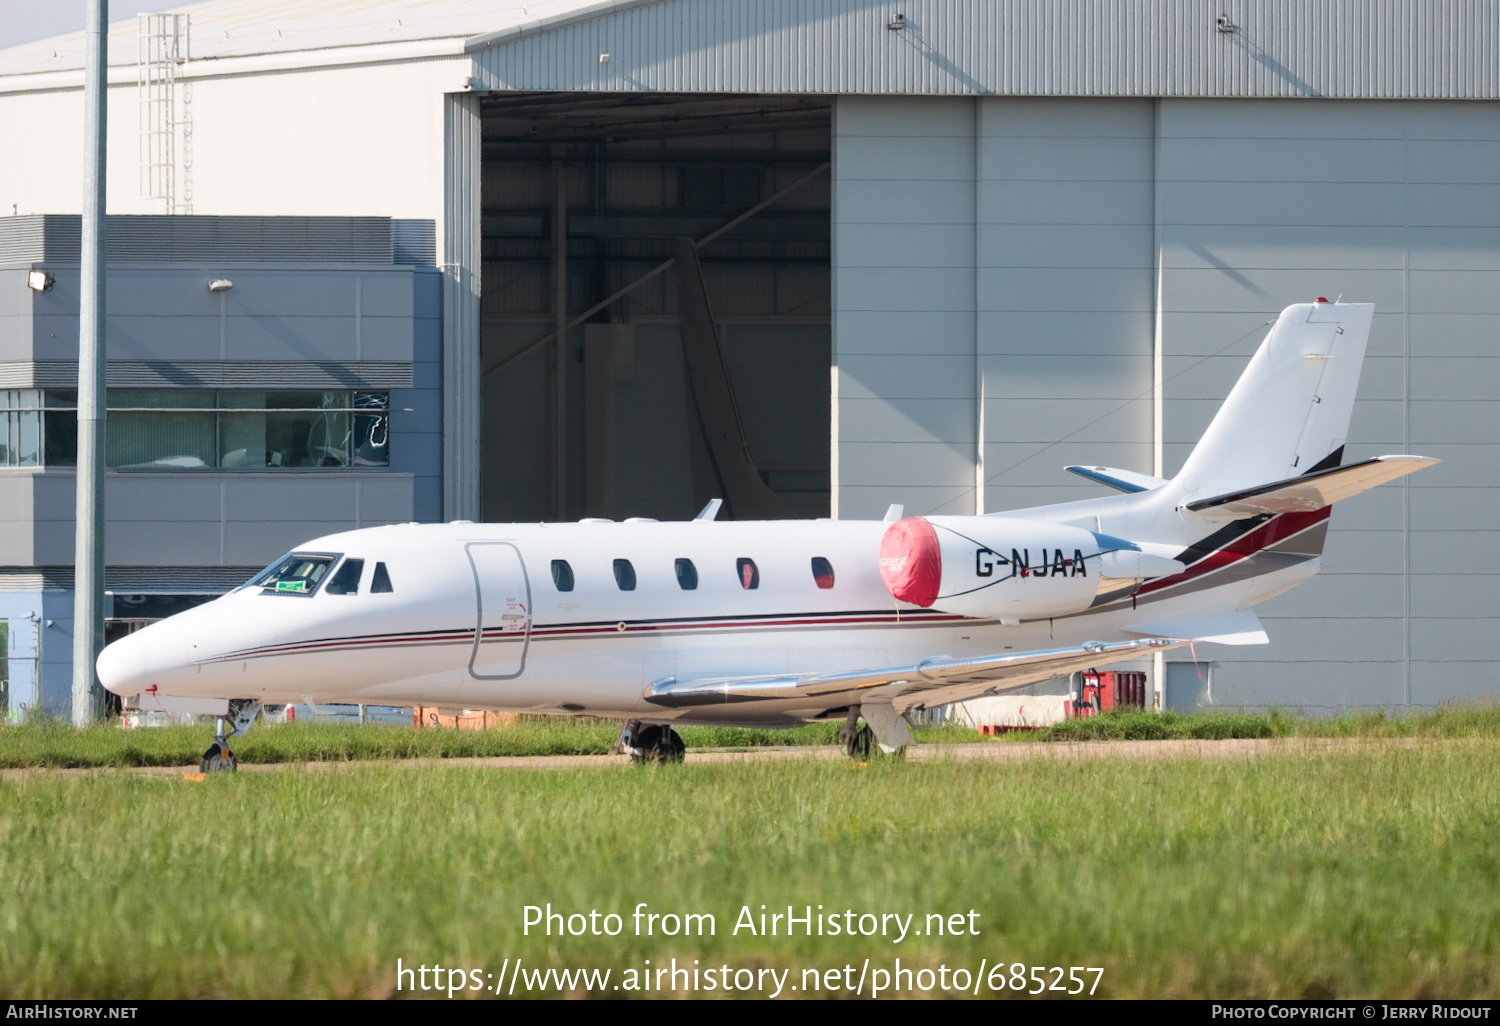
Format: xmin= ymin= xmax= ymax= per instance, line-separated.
xmin=99 ymin=300 xmax=1436 ymax=770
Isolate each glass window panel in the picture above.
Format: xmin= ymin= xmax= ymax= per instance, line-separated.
xmin=16 ymin=391 xmax=39 ymax=467
xmin=254 ymin=552 xmax=340 ymax=597
xmin=811 ymin=557 xmax=836 ymax=589
xmin=613 ymin=558 xmax=636 ymax=591
xmin=325 ymin=558 xmax=365 ymax=596
xmin=107 ymin=411 xmax=216 ymax=468
xmin=551 ymin=560 xmax=574 ymax=592
xmin=351 ymin=392 xmax=389 ymax=467
xmin=674 ymin=558 xmax=698 ymax=590
xmin=736 ymin=558 xmax=760 ymax=590
xmin=370 ymin=562 xmax=394 ymax=594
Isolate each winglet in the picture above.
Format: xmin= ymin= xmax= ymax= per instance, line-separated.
xmin=694 ymin=498 xmax=723 ymax=521
xmin=883 ymin=504 xmax=904 ymax=523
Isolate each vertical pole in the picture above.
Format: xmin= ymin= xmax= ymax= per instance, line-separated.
xmin=551 ymin=151 xmax=568 ymax=521
xmin=72 ymin=0 xmax=109 ymax=728
xmin=1150 ymin=98 xmax=1166 ymax=714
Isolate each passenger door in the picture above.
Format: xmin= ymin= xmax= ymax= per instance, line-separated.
xmin=466 ymin=542 xmax=531 ymax=680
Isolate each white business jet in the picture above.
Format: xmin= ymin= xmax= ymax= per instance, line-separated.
xmin=98 ymin=301 xmax=1436 ymax=770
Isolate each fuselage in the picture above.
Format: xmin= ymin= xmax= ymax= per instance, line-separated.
xmin=98 ymin=512 xmax=1324 ymax=725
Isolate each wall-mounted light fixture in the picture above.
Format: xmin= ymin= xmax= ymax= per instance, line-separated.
xmin=598 ymin=53 xmax=611 ymax=64
xmin=26 ymin=270 xmax=54 ymax=292
xmin=208 ymin=278 xmax=233 ymax=292
xmin=887 ymin=13 xmax=906 ymax=30
xmin=1216 ymin=14 xmax=1237 ymax=33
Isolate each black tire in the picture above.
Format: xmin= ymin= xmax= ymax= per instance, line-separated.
xmin=199 ymin=744 xmax=237 ymax=773
xmin=844 ymin=724 xmax=874 ymax=761
xmin=632 ymin=725 xmax=686 ymax=764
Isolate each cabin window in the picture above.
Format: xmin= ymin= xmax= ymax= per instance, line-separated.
xmin=736 ymin=558 xmax=760 ymax=590
xmin=551 ymin=560 xmax=575 ymax=592
xmin=252 ymin=552 xmax=339 ymax=597
xmin=370 ymin=562 xmax=394 ymax=594
xmin=675 ymin=558 xmax=698 ymax=590
xmin=811 ymin=557 xmax=835 ymax=589
xmin=613 ymin=558 xmax=637 ymax=591
xmin=325 ymin=558 xmax=365 ymax=595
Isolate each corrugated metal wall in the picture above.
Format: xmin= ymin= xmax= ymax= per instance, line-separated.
xmin=470 ymin=0 xmax=1500 ymax=98
xmin=835 ymin=92 xmax=1500 ymax=711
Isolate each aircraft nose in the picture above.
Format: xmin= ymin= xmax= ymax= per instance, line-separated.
xmin=97 ymin=621 xmax=188 ymax=696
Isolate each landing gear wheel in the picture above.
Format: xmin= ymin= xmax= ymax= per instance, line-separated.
xmin=199 ymin=742 xmax=237 ymax=773
xmin=631 ymin=725 xmax=686 ymax=764
xmin=844 ymin=724 xmax=874 ymax=762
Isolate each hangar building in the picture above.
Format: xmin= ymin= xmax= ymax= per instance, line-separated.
xmin=0 ymin=0 xmax=1496 ymax=714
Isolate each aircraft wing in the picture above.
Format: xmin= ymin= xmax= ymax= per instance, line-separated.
xmin=643 ymin=637 xmax=1179 ymax=712
xmin=1184 ymin=455 xmax=1439 ymax=517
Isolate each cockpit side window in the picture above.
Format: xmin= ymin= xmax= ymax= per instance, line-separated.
xmin=370 ymin=562 xmax=394 ymax=594
xmin=254 ymin=552 xmax=340 ymax=597
xmin=325 ymin=558 xmax=365 ymax=595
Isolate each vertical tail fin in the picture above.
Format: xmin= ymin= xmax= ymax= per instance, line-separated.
xmin=1177 ymin=301 xmax=1374 ymax=501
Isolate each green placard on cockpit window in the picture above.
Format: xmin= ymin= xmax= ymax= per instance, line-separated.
xmin=276 ymin=580 xmax=308 ymax=593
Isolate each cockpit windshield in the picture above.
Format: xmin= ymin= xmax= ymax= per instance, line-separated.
xmin=246 ymin=552 xmax=341 ymax=596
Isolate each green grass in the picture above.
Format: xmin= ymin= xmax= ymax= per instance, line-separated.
xmin=2 ymin=740 xmax=1498 ymax=998
xmin=4 ymin=704 xmax=1500 ymax=769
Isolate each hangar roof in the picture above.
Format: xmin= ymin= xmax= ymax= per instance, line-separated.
xmin=1 ymin=0 xmax=1497 ymax=98
xmin=0 ymin=0 xmax=643 ymax=78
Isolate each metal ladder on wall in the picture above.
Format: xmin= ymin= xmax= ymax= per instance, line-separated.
xmin=137 ymin=13 xmax=192 ymax=215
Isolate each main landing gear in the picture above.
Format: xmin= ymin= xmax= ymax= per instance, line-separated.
xmin=616 ymin=720 xmax=686 ymax=764
xmin=839 ymin=704 xmax=912 ymax=761
xmin=200 ymin=699 xmax=261 ymax=773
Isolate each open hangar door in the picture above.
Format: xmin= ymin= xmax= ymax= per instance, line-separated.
xmin=478 ymin=94 xmax=831 ymax=523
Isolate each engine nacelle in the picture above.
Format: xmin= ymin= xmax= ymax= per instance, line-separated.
xmin=878 ymin=515 xmax=1103 ymax=621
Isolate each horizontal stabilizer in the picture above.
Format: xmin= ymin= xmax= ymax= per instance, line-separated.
xmin=1066 ymin=465 xmax=1167 ymax=494
xmin=644 ymin=637 xmax=1181 ymax=710
xmin=1184 ymin=455 xmax=1439 ymax=517
xmin=1123 ymin=609 xmax=1268 ymax=645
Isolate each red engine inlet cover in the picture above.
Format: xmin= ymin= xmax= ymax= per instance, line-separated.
xmin=878 ymin=516 xmax=942 ymax=608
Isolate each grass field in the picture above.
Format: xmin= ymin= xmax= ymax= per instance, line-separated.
xmin=2 ymin=704 xmax=1500 ymax=769
xmin=2 ymin=733 xmax=1498 ymax=998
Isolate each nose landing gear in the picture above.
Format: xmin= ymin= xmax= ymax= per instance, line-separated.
xmin=614 ymin=719 xmax=686 ymax=764
xmin=199 ymin=699 xmax=262 ymax=773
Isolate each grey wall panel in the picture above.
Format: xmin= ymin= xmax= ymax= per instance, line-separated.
xmin=105 ymin=521 xmax=223 ymax=565
xmin=1263 ymin=574 xmax=1407 ymax=619
xmin=1412 ymin=401 xmax=1500 ymax=443
xmin=835 ymin=311 xmax=977 ymax=356
xmin=1411 ymin=531 xmax=1500 ymax=573
xmin=1411 ymin=574 xmax=1500 ymax=617
xmin=355 ymin=477 xmax=416 ymax=522
xmin=838 ymin=398 xmax=974 ymax=444
xmin=980 ymin=181 xmax=1153 ymax=225
xmin=0 ymin=271 xmax=36 ymax=318
xmin=106 ymin=477 xmax=224 ymax=522
xmin=0 ymin=476 xmax=33 ymax=564
xmin=470 ymin=0 xmax=1500 ymax=99
xmin=974 ymin=312 xmax=1155 ymax=358
xmin=222 ymin=522 xmax=339 ymax=566
xmin=840 ymin=441 xmax=977 ymax=486
xmin=223 ymin=317 xmax=360 ymax=362
xmin=839 ymin=355 xmax=975 ymax=399
xmin=834 ymin=96 xmax=977 ymax=518
xmin=1410 ymin=487 xmax=1500 ymax=530
xmin=1209 ymin=659 xmax=1407 ymax=710
xmin=1410 ymin=662 xmax=1500 ymax=705
xmin=1411 ymin=618 xmax=1500 ymax=661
